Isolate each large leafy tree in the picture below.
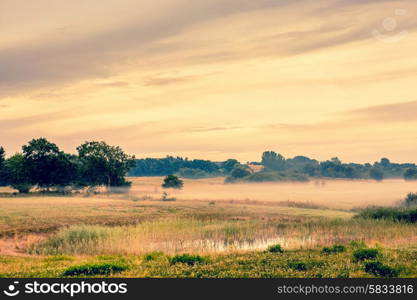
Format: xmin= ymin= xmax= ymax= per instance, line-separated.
xmin=22 ymin=138 xmax=76 ymax=189
xmin=5 ymin=153 xmax=33 ymax=193
xmin=77 ymin=141 xmax=135 ymax=188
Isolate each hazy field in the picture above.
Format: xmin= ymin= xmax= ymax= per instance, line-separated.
xmin=128 ymin=177 xmax=415 ymax=209
xmin=0 ymin=177 xmax=416 ymax=278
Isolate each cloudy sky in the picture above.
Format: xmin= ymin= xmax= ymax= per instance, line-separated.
xmin=1 ymin=0 xmax=417 ymax=162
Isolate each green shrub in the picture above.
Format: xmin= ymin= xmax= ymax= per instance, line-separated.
xmin=162 ymin=175 xmax=183 ymax=189
xmin=63 ymin=263 xmax=128 ymax=276
xmin=267 ymin=244 xmax=284 ymax=253
xmin=353 ymin=249 xmax=380 ymax=261
xmin=364 ymin=261 xmax=400 ymax=278
xmin=321 ymin=244 xmax=346 ymax=254
xmin=144 ymin=251 xmax=165 ymax=262
xmin=170 ymin=254 xmax=209 ymax=266
xmin=355 ymin=207 xmax=417 ymax=223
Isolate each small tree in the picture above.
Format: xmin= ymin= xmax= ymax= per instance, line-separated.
xmin=5 ymin=153 xmax=33 ymax=193
xmin=162 ymin=175 xmax=183 ymax=189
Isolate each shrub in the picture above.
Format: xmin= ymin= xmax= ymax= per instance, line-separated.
xmin=404 ymin=193 xmax=417 ymax=207
xmin=353 ymin=249 xmax=380 ymax=261
xmin=364 ymin=261 xmax=400 ymax=278
xmin=355 ymin=207 xmax=417 ymax=223
xmin=63 ymin=263 xmax=128 ymax=276
xmin=267 ymin=244 xmax=284 ymax=253
xmin=144 ymin=251 xmax=165 ymax=262
xmin=321 ymin=245 xmax=346 ymax=254
xmin=170 ymin=254 xmax=209 ymax=266
xmin=288 ymin=260 xmax=324 ymax=271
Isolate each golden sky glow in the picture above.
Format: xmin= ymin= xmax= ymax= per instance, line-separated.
xmin=1 ymin=0 xmax=417 ymax=162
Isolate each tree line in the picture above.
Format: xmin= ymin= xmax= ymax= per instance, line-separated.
xmin=128 ymin=150 xmax=417 ymax=183
xmin=0 ymin=138 xmax=135 ymax=193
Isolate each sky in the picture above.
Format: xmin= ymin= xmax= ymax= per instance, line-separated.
xmin=1 ymin=0 xmax=417 ymax=163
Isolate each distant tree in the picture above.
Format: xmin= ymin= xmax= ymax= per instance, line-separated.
xmin=404 ymin=168 xmax=417 ymax=181
xmin=5 ymin=153 xmax=33 ymax=193
xmin=162 ymin=174 xmax=184 ymax=189
xmin=370 ymin=168 xmax=384 ymax=181
xmin=330 ymin=157 xmax=342 ymax=164
xmin=0 ymin=147 xmax=7 ymax=186
xmin=77 ymin=141 xmax=135 ymax=188
xmin=261 ymin=151 xmax=286 ymax=171
xmin=22 ymin=138 xmax=75 ymax=190
xmin=380 ymin=158 xmax=391 ymax=168
xmin=222 ymin=159 xmax=240 ymax=173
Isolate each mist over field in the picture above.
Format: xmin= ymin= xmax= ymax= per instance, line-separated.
xmin=128 ymin=177 xmax=415 ymax=210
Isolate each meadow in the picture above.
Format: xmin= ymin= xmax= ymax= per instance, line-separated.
xmin=0 ymin=177 xmax=416 ymax=278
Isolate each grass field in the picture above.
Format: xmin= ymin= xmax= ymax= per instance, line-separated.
xmin=0 ymin=178 xmax=416 ymax=278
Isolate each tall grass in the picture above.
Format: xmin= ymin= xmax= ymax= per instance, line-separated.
xmin=28 ymin=217 xmax=417 ymax=255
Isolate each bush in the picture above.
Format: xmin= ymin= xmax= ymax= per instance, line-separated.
xmin=267 ymin=244 xmax=284 ymax=253
xmin=244 ymin=171 xmax=309 ymax=183
xmin=162 ymin=175 xmax=183 ymax=189
xmin=355 ymin=207 xmax=417 ymax=223
xmin=11 ymin=183 xmax=32 ymax=193
xmin=364 ymin=261 xmax=400 ymax=278
xmin=321 ymin=245 xmax=346 ymax=254
xmin=404 ymin=193 xmax=417 ymax=207
xmin=144 ymin=251 xmax=165 ymax=262
xmin=353 ymin=249 xmax=380 ymax=261
xmin=63 ymin=263 xmax=128 ymax=276
xmin=349 ymin=240 xmax=367 ymax=249
xmin=170 ymin=254 xmax=209 ymax=266
xmin=288 ymin=260 xmax=324 ymax=271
